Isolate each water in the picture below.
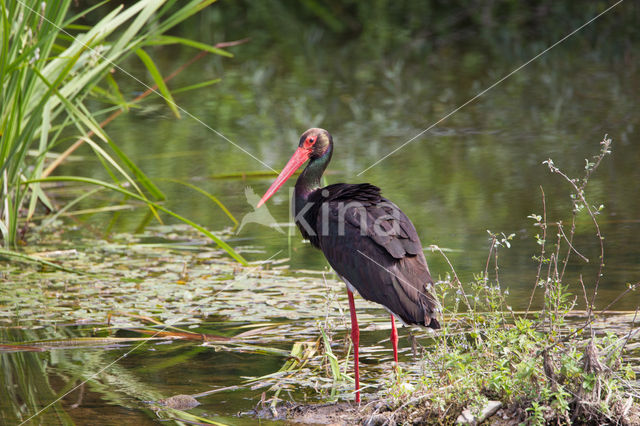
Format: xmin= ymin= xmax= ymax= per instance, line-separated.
xmin=4 ymin=4 xmax=640 ymax=424
xmin=64 ymin=13 xmax=639 ymax=310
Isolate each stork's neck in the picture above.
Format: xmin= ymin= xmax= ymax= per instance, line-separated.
xmin=294 ymin=147 xmax=332 ymax=205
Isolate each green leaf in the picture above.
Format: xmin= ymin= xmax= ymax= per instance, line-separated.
xmin=144 ymin=35 xmax=233 ymax=58
xmin=105 ymin=73 xmax=128 ymax=111
xmin=0 ymin=248 xmax=86 ymax=274
xmin=23 ymin=177 xmax=248 ymax=265
xmin=158 ymin=178 xmax=238 ymax=226
xmin=321 ymin=329 xmax=341 ymax=380
xmin=135 ymin=48 xmax=181 ymax=118
xmin=172 ymin=78 xmax=222 ymax=94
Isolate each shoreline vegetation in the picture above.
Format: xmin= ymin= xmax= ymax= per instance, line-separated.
xmin=249 ymin=137 xmax=639 ymax=425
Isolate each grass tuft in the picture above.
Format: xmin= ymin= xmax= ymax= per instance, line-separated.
xmin=367 ymin=135 xmax=638 ymax=425
xmin=0 ymin=0 xmax=244 ymax=263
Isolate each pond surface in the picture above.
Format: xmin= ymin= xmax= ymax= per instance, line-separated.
xmin=60 ymin=3 xmax=640 ymax=311
xmin=2 ymin=225 xmax=638 ymax=424
xmin=3 ymin=3 xmax=640 ymax=424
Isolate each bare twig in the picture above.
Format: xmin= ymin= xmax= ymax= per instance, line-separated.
xmin=544 ymin=135 xmax=611 ymax=313
xmin=484 ymin=236 xmax=495 ymax=286
xmin=493 ymin=242 xmax=500 ymax=288
xmin=429 ymin=245 xmax=472 ymax=312
xmin=190 ymin=385 xmax=241 ymax=399
xmin=578 ymin=275 xmax=595 ymax=338
xmin=604 ymin=307 xmax=639 ymax=365
xmin=557 ymin=222 xmax=589 ymax=262
xmin=527 ymin=186 xmax=547 ymax=314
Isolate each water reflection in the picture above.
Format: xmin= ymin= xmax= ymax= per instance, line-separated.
xmin=60 ymin=20 xmax=640 ymax=312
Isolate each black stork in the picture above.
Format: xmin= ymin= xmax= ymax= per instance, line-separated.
xmin=257 ymin=128 xmax=440 ymax=403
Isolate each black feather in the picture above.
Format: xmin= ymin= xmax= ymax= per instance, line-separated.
xmin=297 ymin=183 xmax=440 ymax=328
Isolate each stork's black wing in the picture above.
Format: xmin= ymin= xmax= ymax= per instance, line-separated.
xmin=302 ymin=184 xmax=440 ymax=327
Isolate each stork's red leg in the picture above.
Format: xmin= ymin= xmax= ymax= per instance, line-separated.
xmin=390 ymin=315 xmax=399 ymax=365
xmin=347 ymin=289 xmax=360 ymax=403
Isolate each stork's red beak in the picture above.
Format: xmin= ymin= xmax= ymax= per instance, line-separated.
xmin=257 ymin=147 xmax=310 ymax=208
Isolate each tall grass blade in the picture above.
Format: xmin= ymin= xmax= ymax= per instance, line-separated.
xmin=135 ymin=48 xmax=181 ymax=118
xmin=144 ymin=35 xmax=233 ymax=57
xmin=0 ymin=248 xmax=86 ymax=274
xmin=1 ymin=0 xmax=241 ymax=264
xmin=172 ymin=78 xmax=222 ymax=94
xmin=24 ymin=177 xmax=248 ymax=265
xmin=158 ymin=178 xmax=238 ymax=226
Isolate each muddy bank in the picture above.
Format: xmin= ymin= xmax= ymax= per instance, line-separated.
xmin=255 ymin=401 xmax=360 ymax=424
xmin=252 ymin=398 xmax=640 ymax=425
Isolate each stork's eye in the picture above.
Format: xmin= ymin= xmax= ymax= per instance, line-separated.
xmin=303 ymin=136 xmax=316 ymax=148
